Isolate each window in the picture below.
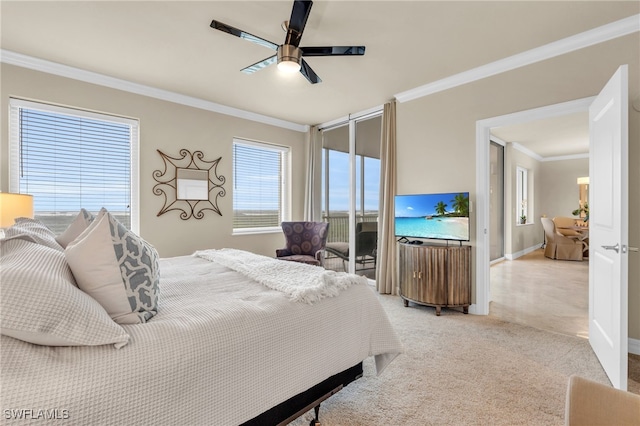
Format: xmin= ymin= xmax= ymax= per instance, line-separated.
xmin=232 ymin=138 xmax=289 ymax=232
xmin=516 ymin=166 xmax=529 ymax=225
xmin=9 ymin=98 xmax=139 ymax=233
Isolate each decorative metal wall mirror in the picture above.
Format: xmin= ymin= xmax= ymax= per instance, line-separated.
xmin=153 ymin=149 xmax=226 ymax=220
xmin=176 ymin=168 xmax=209 ymax=200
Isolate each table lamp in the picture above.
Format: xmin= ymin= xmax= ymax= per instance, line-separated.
xmin=0 ymin=193 xmax=34 ymax=238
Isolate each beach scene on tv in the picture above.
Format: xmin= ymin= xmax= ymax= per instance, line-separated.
xmin=395 ymin=192 xmax=470 ymax=241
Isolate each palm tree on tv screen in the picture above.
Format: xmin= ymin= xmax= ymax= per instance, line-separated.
xmin=434 ymin=201 xmax=448 ymax=216
xmin=451 ymin=193 xmax=469 ymax=216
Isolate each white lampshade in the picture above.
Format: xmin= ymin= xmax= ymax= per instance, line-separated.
xmin=0 ymin=193 xmax=34 ymax=228
xmin=277 ymin=45 xmax=301 ymax=74
xmin=577 ymin=176 xmax=589 ymax=185
xmin=277 ymin=60 xmax=301 ymax=73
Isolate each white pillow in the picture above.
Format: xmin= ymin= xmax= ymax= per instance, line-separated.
xmin=56 ymin=208 xmax=95 ymax=248
xmin=0 ymin=236 xmax=129 ymax=348
xmin=65 ymin=210 xmax=160 ymax=324
xmin=4 ymin=217 xmax=62 ymax=251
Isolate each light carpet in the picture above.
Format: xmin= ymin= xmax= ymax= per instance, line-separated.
xmin=290 ymin=292 xmax=638 ymax=426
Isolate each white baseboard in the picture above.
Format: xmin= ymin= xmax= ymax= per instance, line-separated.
xmin=505 ymin=244 xmax=543 ymax=260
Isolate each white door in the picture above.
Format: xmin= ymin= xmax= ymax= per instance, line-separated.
xmin=589 ymin=65 xmax=629 ymax=390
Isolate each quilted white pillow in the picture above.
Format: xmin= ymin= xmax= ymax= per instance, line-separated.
xmin=65 ymin=210 xmax=160 ymax=324
xmin=0 ymin=236 xmax=130 ymax=348
xmin=56 ymin=208 xmax=95 ymax=248
xmin=4 ymin=217 xmax=62 ymax=251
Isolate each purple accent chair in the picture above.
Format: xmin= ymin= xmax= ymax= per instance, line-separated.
xmin=276 ymin=221 xmax=330 ymax=266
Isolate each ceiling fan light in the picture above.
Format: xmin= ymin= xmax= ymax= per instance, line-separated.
xmin=277 ymin=44 xmax=301 ymax=74
xmin=277 ymin=59 xmax=301 ymax=73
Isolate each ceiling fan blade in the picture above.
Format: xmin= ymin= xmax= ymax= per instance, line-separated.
xmin=285 ymin=0 xmax=312 ymax=47
xmin=301 ymin=46 xmax=366 ymax=56
xmin=241 ymin=55 xmax=277 ymax=74
xmin=210 ymin=19 xmax=278 ymax=51
xmin=300 ymin=59 xmax=321 ymax=84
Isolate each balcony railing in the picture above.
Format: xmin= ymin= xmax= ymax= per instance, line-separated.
xmin=322 ymin=213 xmax=378 ymax=243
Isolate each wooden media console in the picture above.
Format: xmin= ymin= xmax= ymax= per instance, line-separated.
xmin=399 ymin=243 xmax=471 ymax=315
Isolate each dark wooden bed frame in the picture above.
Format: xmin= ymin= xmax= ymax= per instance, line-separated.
xmin=242 ymin=362 xmax=364 ymax=426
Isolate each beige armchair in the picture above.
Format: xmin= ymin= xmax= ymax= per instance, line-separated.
xmin=565 ymin=375 xmax=640 ymax=425
xmin=541 ymin=217 xmax=583 ymax=261
xmin=553 ymin=216 xmax=581 ymax=237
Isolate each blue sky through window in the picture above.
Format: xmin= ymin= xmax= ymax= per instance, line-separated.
xmin=322 ymin=150 xmax=380 ymax=213
xmin=18 ymin=108 xmax=131 ymax=213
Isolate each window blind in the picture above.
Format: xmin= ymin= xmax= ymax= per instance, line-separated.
xmin=9 ymin=98 xmax=139 ymax=234
xmin=233 ymin=139 xmax=289 ymax=230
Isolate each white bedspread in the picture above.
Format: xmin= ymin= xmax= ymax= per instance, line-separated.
xmin=194 ymin=248 xmax=368 ymax=304
xmin=0 ymin=254 xmax=403 ymax=425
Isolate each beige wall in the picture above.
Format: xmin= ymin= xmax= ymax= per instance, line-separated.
xmin=539 ymin=158 xmax=590 ymax=221
xmin=0 ymin=64 xmax=307 ymax=258
xmin=497 ymin=148 xmax=589 ymax=257
xmin=503 ymin=152 xmax=590 ymax=256
xmin=505 ymin=144 xmax=543 ymax=255
xmin=396 ymin=34 xmax=639 ymax=339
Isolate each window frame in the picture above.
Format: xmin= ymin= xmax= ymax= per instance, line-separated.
xmin=232 ymin=137 xmax=290 ymax=235
xmin=516 ymin=165 xmax=530 ymax=226
xmin=8 ymin=97 xmax=140 ymax=233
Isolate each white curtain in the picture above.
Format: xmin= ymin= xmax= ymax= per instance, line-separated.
xmin=376 ymin=101 xmax=397 ymax=294
xmin=304 ymin=125 xmax=322 ymax=221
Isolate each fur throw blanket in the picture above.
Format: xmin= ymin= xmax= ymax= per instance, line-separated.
xmin=193 ymin=248 xmax=368 ymax=304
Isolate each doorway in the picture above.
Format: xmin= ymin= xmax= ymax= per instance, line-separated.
xmin=487 ymin=116 xmax=590 ymax=338
xmin=320 ymin=114 xmax=382 ymax=279
xmin=473 ymin=96 xmax=594 ymax=316
xmin=477 ymin=68 xmax=630 ymax=391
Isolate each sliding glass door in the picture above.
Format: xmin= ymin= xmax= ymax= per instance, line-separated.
xmin=490 ymin=140 xmax=505 ymax=261
xmin=321 ymin=114 xmax=381 ymax=279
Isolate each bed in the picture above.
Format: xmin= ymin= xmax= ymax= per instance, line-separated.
xmin=0 ymin=215 xmax=403 ymax=425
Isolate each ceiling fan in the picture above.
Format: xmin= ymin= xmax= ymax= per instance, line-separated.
xmin=209 ymin=0 xmax=365 ymax=84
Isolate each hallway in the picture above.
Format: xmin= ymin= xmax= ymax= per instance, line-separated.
xmin=490 ymin=248 xmax=589 ymax=338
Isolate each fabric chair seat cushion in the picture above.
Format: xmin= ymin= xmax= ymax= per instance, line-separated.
xmin=325 ymin=242 xmax=349 ymax=259
xmin=553 ymin=216 xmax=581 ymax=237
xmin=565 ymin=374 xmax=640 ymax=425
xmin=276 ymin=222 xmax=329 ymax=267
xmin=558 ymin=228 xmax=581 ymax=237
xmin=277 ymin=254 xmax=321 ymax=266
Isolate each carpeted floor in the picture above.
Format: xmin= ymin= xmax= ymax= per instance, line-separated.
xmin=289 ymin=292 xmax=639 ymax=425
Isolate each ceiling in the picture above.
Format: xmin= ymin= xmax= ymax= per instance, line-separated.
xmin=491 ymin=112 xmax=589 ymax=159
xmin=1 ymin=1 xmax=638 ymax=156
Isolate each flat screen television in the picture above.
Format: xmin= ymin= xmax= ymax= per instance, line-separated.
xmin=394 ymin=192 xmax=470 ymax=242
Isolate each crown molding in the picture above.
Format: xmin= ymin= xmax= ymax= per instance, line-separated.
xmin=395 ymin=14 xmax=640 ymax=103
xmin=494 ymin=135 xmax=584 ymax=162
xmin=0 ymin=50 xmax=309 ymax=133
xmin=511 ymin=142 xmax=589 ymax=162
xmin=542 ymin=153 xmax=590 ymax=162
xmin=317 ymin=104 xmax=384 ymax=130
xmin=487 ymin=97 xmax=594 ymax=161
xmin=512 ymin=142 xmax=544 ymax=162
